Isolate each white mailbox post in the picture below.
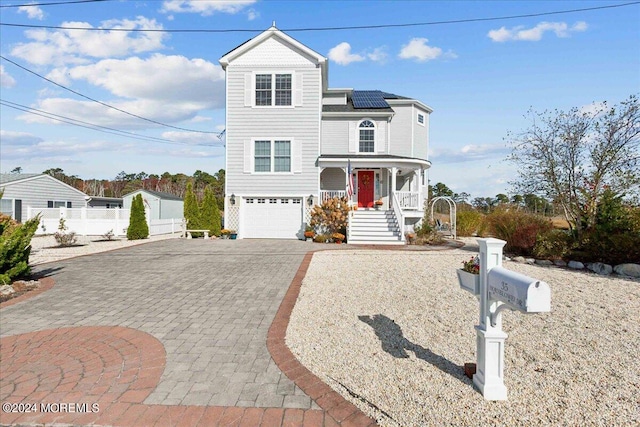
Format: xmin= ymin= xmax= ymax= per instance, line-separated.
xmin=465 ymin=238 xmax=551 ymax=400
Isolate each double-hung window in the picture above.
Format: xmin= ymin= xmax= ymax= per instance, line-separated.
xmin=255 ymin=73 xmax=292 ymax=106
xmin=254 ymin=140 xmax=291 ymax=173
xmin=358 ymin=120 xmax=375 ymax=153
xmin=0 ymin=198 xmax=14 ymax=218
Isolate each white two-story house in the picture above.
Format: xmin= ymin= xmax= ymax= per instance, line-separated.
xmin=220 ymin=25 xmax=432 ymax=244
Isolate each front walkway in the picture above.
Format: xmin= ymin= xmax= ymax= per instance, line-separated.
xmin=0 ymin=239 xmax=374 ymax=426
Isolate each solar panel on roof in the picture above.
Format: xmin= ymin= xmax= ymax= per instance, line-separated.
xmin=352 ymin=90 xmax=390 ymax=109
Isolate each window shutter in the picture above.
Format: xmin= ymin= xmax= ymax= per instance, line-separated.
xmin=377 ymin=121 xmax=386 ymax=153
xmin=15 ymin=200 xmax=22 ymax=223
xmin=244 ymin=139 xmax=252 ymax=173
xmin=47 ymin=201 xmax=53 ymax=208
xmin=294 ymin=73 xmax=303 ymax=106
xmin=67 ymin=201 xmax=72 ymax=208
xmin=244 ymin=73 xmax=252 ymax=107
xmin=348 ymin=122 xmax=356 ymax=153
xmin=292 ymin=140 xmax=302 ymax=173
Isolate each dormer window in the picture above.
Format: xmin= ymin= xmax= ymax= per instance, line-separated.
xmin=255 ymin=73 xmax=292 ymax=106
xmin=358 ymin=120 xmax=375 ymax=153
xmin=417 ymin=113 xmax=425 ymax=125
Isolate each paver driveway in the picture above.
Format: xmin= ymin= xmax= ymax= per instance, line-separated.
xmin=0 ymin=239 xmax=374 ymax=426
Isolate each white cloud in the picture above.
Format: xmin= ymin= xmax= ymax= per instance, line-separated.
xmin=328 ymin=42 xmax=365 ymax=66
xmin=0 ymin=130 xmax=43 ymax=146
xmin=161 ymin=0 xmax=256 ymax=16
xmin=367 ymin=47 xmax=388 ymax=63
xmin=429 ymin=143 xmax=509 ymax=164
xmin=11 ymin=17 xmax=167 ymax=66
xmin=0 ymin=65 xmax=17 ymax=88
xmin=161 ymin=131 xmax=224 ymax=145
xmin=247 ymin=8 xmax=260 ymax=21
xmin=190 ymin=116 xmax=213 ymax=123
xmin=579 ymin=101 xmax=607 ymax=116
xmin=398 ymin=38 xmax=444 ymax=62
xmin=17 ymin=4 xmax=45 ymax=20
xmin=18 ymin=54 xmax=225 ymax=129
xmin=488 ymin=21 xmax=588 ymax=42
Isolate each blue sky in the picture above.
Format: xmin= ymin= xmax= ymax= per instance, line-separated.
xmin=1 ymin=0 xmax=639 ymax=199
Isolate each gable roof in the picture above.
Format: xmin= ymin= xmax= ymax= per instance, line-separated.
xmin=0 ymin=173 xmax=88 ymax=197
xmin=123 ymin=188 xmax=183 ymax=201
xmin=219 ymin=25 xmax=328 ymax=91
xmin=0 ymin=173 xmax=42 ymax=184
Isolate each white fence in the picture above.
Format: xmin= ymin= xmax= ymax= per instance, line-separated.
xmin=27 ymin=207 xmax=183 ymax=237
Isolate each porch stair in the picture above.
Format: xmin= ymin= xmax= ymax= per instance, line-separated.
xmin=348 ymin=209 xmax=404 ymax=245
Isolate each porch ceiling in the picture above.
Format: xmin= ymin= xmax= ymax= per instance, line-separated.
xmin=318 ymin=154 xmax=431 ymax=169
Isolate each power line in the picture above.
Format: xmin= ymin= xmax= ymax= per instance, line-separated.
xmin=0 ymin=2 xmax=638 ymax=32
xmin=0 ymin=99 xmax=221 ymax=147
xmin=0 ymin=55 xmax=222 ymax=135
xmin=0 ymin=0 xmax=111 ymax=8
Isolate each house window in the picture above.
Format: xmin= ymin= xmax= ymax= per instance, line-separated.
xmin=48 ymin=200 xmax=71 ymax=208
xmin=1 ymin=198 xmax=13 ymax=218
xmin=281 ymin=199 xmax=289 ymax=203
xmin=255 ymin=73 xmax=292 ymax=106
xmin=359 ymin=120 xmax=375 ymax=153
xmin=254 ymin=139 xmax=291 ymax=173
xmin=417 ymin=113 xmax=425 ymax=125
xmin=246 ymin=198 xmax=254 ymax=203
xmin=292 ymin=199 xmax=301 ymax=204
xmin=269 ymin=198 xmax=277 ymax=204
xmin=257 ymin=198 xmax=266 ymax=204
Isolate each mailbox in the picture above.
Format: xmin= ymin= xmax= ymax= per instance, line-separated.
xmin=487 ymin=266 xmax=551 ymax=313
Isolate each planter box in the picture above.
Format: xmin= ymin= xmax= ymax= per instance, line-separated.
xmin=457 ymin=269 xmax=480 ymax=296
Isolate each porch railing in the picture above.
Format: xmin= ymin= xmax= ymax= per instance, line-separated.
xmin=321 ymin=190 xmax=347 ymax=201
xmin=391 ymin=192 xmax=406 ymax=242
xmin=396 ymin=191 xmax=419 ymax=209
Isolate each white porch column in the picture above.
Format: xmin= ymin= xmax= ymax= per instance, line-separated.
xmin=391 ymin=167 xmax=397 ymax=207
xmin=416 ymin=169 xmax=422 ymax=209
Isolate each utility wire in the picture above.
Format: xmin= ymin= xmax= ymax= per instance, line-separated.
xmin=1 ymin=2 xmax=638 ymax=32
xmin=0 ymin=55 xmax=222 ymax=135
xmin=0 ymin=0 xmax=111 ymax=8
xmin=0 ymin=99 xmax=221 ymax=146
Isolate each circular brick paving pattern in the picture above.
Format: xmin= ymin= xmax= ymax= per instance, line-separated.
xmin=0 ymin=326 xmax=165 ymax=426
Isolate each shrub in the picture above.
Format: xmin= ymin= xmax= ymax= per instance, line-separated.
xmin=127 ymin=194 xmax=149 ymax=240
xmin=54 ymin=217 xmax=77 ymax=247
xmin=533 ymin=229 xmax=574 ymax=260
xmin=310 ymin=197 xmax=349 ymax=236
xmin=485 ymin=208 xmax=553 ymax=256
xmin=313 ymin=234 xmax=329 ymax=243
xmin=456 ymin=210 xmax=485 ymax=237
xmin=200 ymin=186 xmax=221 ymax=237
xmin=414 ymin=221 xmax=445 ymax=245
xmin=183 ymin=181 xmax=200 ymax=234
xmin=0 ymin=214 xmax=40 ymax=285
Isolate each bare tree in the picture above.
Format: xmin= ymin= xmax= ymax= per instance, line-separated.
xmin=507 ymin=94 xmax=639 ymax=238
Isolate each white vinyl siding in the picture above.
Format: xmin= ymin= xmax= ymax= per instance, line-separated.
xmin=0 ymin=175 xmax=87 ymax=223
xmin=226 ymin=65 xmax=320 ymax=195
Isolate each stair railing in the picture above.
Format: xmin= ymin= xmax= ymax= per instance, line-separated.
xmin=391 ymin=192 xmax=406 ymax=242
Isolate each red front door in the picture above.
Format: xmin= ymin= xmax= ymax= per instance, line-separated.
xmin=357 ymin=171 xmax=375 ymax=207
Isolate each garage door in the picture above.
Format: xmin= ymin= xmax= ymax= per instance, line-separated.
xmin=243 ymin=197 xmax=303 ymax=239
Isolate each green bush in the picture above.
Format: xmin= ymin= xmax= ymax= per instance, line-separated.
xmin=485 ymin=208 xmax=553 ymax=256
xmin=183 ymin=182 xmax=200 ymax=236
xmin=533 ymin=229 xmax=574 ymax=260
xmin=53 ymin=217 xmax=77 ymax=247
xmin=200 ymin=186 xmax=221 ymax=237
xmin=127 ymin=194 xmax=149 ymax=240
xmin=456 ymin=210 xmax=485 ymax=237
xmin=0 ymin=214 xmax=40 ymax=285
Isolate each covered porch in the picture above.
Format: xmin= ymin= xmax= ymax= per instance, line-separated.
xmin=317 ymin=155 xmax=430 ymax=214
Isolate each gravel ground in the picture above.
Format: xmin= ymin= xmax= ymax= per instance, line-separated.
xmin=29 ymin=233 xmax=181 ymax=265
xmin=287 ymin=240 xmax=640 ymax=426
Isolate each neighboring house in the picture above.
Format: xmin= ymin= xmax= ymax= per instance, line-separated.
xmin=0 ymin=173 xmax=88 ymax=223
xmin=219 ymin=25 xmax=432 ymax=243
xmin=87 ymin=196 xmax=123 ymax=209
xmin=122 ymin=189 xmax=183 ymax=221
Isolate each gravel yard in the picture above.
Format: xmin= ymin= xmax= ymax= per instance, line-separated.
xmin=287 ymin=243 xmax=640 ymax=426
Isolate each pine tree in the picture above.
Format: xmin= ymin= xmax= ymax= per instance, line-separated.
xmin=183 ymin=181 xmax=200 ymax=235
xmin=200 ymin=186 xmax=221 ymax=237
xmin=127 ymin=194 xmax=149 ymax=240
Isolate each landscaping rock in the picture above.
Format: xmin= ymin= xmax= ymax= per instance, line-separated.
xmin=535 ymin=259 xmax=554 ymax=266
xmin=587 ymin=262 xmax=613 ymax=276
xmin=512 ymin=256 xmax=525 ymax=263
xmin=554 ymin=260 xmax=568 ymax=267
xmin=0 ymin=285 xmax=15 ymax=296
xmin=525 ymin=258 xmax=536 ymax=265
xmin=568 ymin=261 xmax=585 ymax=270
xmin=613 ymin=263 xmax=640 ymax=278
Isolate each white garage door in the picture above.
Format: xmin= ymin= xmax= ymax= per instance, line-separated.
xmin=243 ymin=197 xmax=303 ymax=239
